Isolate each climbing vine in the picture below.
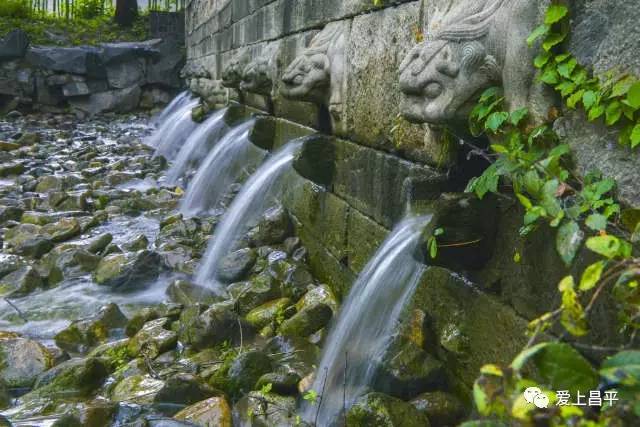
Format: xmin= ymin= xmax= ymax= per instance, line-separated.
xmin=463 ymin=2 xmax=640 ymax=425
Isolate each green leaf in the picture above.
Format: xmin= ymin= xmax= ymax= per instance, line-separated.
xmin=510 ymin=108 xmax=529 ymax=126
xmin=485 ymin=112 xmax=509 ymax=133
xmin=544 ymin=4 xmax=569 ymax=25
xmin=600 ymin=351 xmax=640 ymax=387
xmin=557 ymin=58 xmax=577 ymax=79
xmin=516 ymin=193 xmax=533 ymax=210
xmin=556 ymin=81 xmax=576 ymax=98
xmin=579 ymin=261 xmax=605 ymax=291
xmin=542 ymin=31 xmax=567 ymax=51
xmin=567 ymin=89 xmax=585 ymax=109
xmin=534 ymin=51 xmax=552 ymax=68
xmin=527 ymin=24 xmax=550 ymax=46
xmin=540 ymin=67 xmax=559 ymax=85
xmin=513 ymin=342 xmax=598 ymax=394
xmin=611 ymin=76 xmax=636 ymax=98
xmin=582 ymin=91 xmax=598 ymax=109
xmin=585 ymin=235 xmax=622 ymax=258
xmin=631 ymin=124 xmax=640 ymax=148
xmin=626 ymin=82 xmax=640 ymax=109
xmin=605 ymin=101 xmax=623 ymax=125
xmin=556 ymin=220 xmax=584 ymax=266
xmin=479 ymin=87 xmax=501 ymax=103
xmin=585 ymin=213 xmax=607 ymax=231
xmin=588 ymin=104 xmax=605 ymax=121
xmin=621 ymin=209 xmax=640 ymax=233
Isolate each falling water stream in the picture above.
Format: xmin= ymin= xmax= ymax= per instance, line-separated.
xmin=150 ymin=90 xmax=193 ymax=127
xmin=147 ymin=95 xmax=199 ymax=159
xmin=301 ymin=215 xmax=432 ymax=426
xmin=195 ymin=140 xmax=304 ymax=292
xmin=179 ymin=119 xmax=266 ymax=216
xmin=165 ymin=108 xmax=229 ymax=186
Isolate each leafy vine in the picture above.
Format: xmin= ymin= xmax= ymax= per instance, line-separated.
xmin=462 ymin=2 xmax=640 ymax=426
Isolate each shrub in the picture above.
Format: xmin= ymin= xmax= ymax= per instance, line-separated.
xmin=0 ymin=0 xmax=31 ymax=19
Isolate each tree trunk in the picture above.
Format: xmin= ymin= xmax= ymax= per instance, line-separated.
xmin=115 ymin=0 xmax=138 ymax=27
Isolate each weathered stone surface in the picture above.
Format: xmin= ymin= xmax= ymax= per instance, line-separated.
xmin=0 ymin=29 xmax=30 ymax=60
xmin=0 ymin=335 xmax=53 ymax=388
xmin=54 ymin=303 xmax=128 ymax=354
xmin=410 ymin=391 xmax=467 ymax=426
xmin=227 ymin=350 xmax=273 ymax=395
xmin=26 ymin=46 xmax=104 ymax=77
xmin=69 ymin=85 xmax=142 ymax=116
xmin=347 ymin=392 xmax=431 ymax=427
xmin=0 ymin=266 xmax=43 ymax=297
xmin=28 ymin=357 xmax=109 ymax=399
xmin=93 ymin=250 xmax=163 ymax=290
xmin=106 ymin=60 xmax=146 ymax=89
xmin=174 ymin=396 xmax=232 ymax=427
xmin=127 ymin=317 xmax=178 ymax=358
xmin=217 ymin=248 xmax=257 ymax=283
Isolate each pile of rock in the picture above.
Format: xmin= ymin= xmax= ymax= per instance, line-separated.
xmin=0 ymin=29 xmax=184 ymax=117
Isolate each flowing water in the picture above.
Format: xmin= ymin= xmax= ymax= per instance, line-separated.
xmin=150 ymin=90 xmax=193 ymax=127
xmin=165 ymin=108 xmax=229 ymax=186
xmin=195 ymin=140 xmax=303 ymax=292
xmin=301 ymin=215 xmax=432 ymax=426
xmin=147 ymin=95 xmax=199 ymax=159
xmin=179 ymin=119 xmax=267 ymax=217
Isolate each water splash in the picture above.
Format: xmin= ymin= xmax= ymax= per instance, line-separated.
xmin=179 ymin=119 xmax=267 ymax=217
xmin=147 ymin=94 xmax=199 ymax=160
xmin=165 ymin=108 xmax=229 ymax=186
xmin=301 ymin=215 xmax=432 ymax=426
xmin=195 ymin=140 xmax=303 ymax=293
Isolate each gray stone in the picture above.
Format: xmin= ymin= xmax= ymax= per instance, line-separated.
xmin=26 ymin=46 xmax=104 ymax=77
xmin=0 ymin=30 xmax=30 ymax=60
xmin=0 ymin=266 xmax=43 ymax=297
xmin=93 ymin=250 xmax=163 ymax=290
xmin=54 ymin=303 xmax=128 ymax=353
xmin=99 ymin=40 xmax=162 ymax=64
xmin=0 ymin=335 xmax=52 ymax=388
xmin=106 ymin=60 xmax=145 ymax=89
xmin=347 ymin=392 xmax=431 ymax=427
xmin=217 ymin=247 xmax=257 ymax=283
xmin=62 ymin=81 xmax=90 ymax=97
xmin=69 ymin=85 xmax=142 ymax=116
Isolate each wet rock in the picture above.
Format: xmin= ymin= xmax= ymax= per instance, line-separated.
xmin=228 ymin=273 xmax=280 ymax=315
xmin=278 ymin=285 xmax=335 ymax=338
xmin=35 ymin=175 xmax=63 ymax=193
xmin=0 ymin=141 xmax=19 ymax=152
xmin=86 ymin=233 xmax=113 ymax=254
xmin=173 ymin=396 xmax=232 ymax=427
xmin=217 ymin=248 xmax=257 ymax=283
xmin=16 ymin=132 xmax=40 ymax=146
xmin=26 ymin=46 xmax=103 ymax=76
xmin=0 ymin=206 xmax=23 ymax=224
xmin=154 ymin=373 xmax=217 ymax=415
xmin=43 ymin=217 xmax=81 ymax=242
xmin=0 ymin=335 xmax=53 ymax=388
xmin=255 ymin=369 xmax=300 ymax=395
xmin=266 ymin=259 xmax=314 ymax=300
xmin=178 ymin=303 xmax=248 ymax=351
xmin=93 ymin=250 xmax=163 ymax=290
xmin=0 ymin=265 xmax=43 ymax=297
xmin=52 ymin=247 xmax=101 ymax=278
xmin=166 ymin=279 xmax=218 ymax=306
xmin=124 ymin=305 xmax=181 ymax=338
xmin=0 ymin=161 xmax=24 ymax=177
xmin=110 ymin=374 xmax=165 ymax=404
xmin=410 ymin=391 xmax=467 ymax=426
xmin=70 ymin=85 xmax=141 ymax=116
xmin=227 ymin=350 xmax=273 ymax=396
xmin=52 ymin=414 xmax=82 ymax=427
xmin=127 ymin=317 xmax=178 ymax=359
xmin=0 ymin=29 xmax=30 ymax=60
xmin=347 ymin=392 xmax=431 ymax=427
xmin=0 ymin=254 xmax=24 ymax=279
xmin=375 ymin=339 xmax=445 ymax=400
xmin=27 ymin=357 xmax=109 ymax=400
xmin=233 ymin=391 xmax=297 ymax=427
xmin=247 ymin=205 xmax=292 ymax=247
xmin=245 ymin=298 xmax=291 ymax=330
xmin=264 ymin=335 xmax=320 ymax=379
xmin=124 ymin=234 xmax=149 ymax=251
xmin=54 ymin=303 xmax=128 ymax=354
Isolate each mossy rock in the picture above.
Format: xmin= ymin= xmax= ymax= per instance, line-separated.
xmin=173 ymin=396 xmax=232 ymax=427
xmin=110 ymin=374 xmax=164 ymax=404
xmin=0 ymin=336 xmax=54 ymax=388
xmin=410 ymin=391 xmax=467 ymax=426
xmin=245 ymin=298 xmax=291 ymax=330
xmin=127 ymin=317 xmax=178 ymax=359
xmin=54 ymin=303 xmax=128 ymax=354
xmin=233 ymin=391 xmax=298 ymax=427
xmin=0 ymin=266 xmax=43 ymax=297
xmin=26 ymin=357 xmax=109 ymax=400
xmin=346 ymin=392 xmax=431 ymax=427
xmin=226 ymin=350 xmax=273 ymax=397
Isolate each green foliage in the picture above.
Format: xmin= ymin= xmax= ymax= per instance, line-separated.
xmin=0 ymin=0 xmax=31 ymax=18
xmin=464 ymin=2 xmax=640 ymax=425
xmin=0 ymin=13 xmax=149 ymax=46
xmin=427 ymin=227 xmax=444 ymax=259
xmin=303 ymin=389 xmax=318 ymax=404
xmin=531 ymin=3 xmax=640 ymax=148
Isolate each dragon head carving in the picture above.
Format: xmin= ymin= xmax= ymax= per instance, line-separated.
xmin=240 ymin=57 xmax=273 ymax=96
xmin=280 ymin=53 xmax=331 ymax=103
xmin=221 ymin=54 xmax=248 ymax=89
xmin=399 ymin=40 xmax=500 ymax=125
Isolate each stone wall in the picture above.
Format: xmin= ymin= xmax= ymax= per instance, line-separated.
xmin=0 ymin=31 xmax=185 ymax=117
xmin=184 ymin=0 xmax=636 ymax=391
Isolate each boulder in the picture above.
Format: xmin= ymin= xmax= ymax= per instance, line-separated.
xmin=0 ymin=266 xmax=43 ymax=297
xmin=50 ymin=247 xmax=100 ymax=279
xmin=106 ymin=59 xmax=145 ymax=89
xmin=227 ymin=350 xmax=273 ymax=396
xmin=247 ymin=205 xmax=292 ymax=247
xmin=410 ymin=391 xmax=467 ymax=426
xmin=54 ymin=303 xmax=128 ymax=354
xmin=0 ymin=254 xmax=24 ymax=279
xmin=26 ymin=46 xmax=104 ymax=77
xmin=99 ymin=40 xmax=161 ymax=64
xmin=93 ymin=250 xmax=163 ymax=290
xmin=255 ymin=369 xmax=300 ymax=395
xmin=154 ymin=374 xmax=217 ymax=415
xmin=178 ymin=303 xmax=248 ymax=350
xmin=166 ymin=279 xmax=218 ymax=306
xmin=0 ymin=335 xmax=53 ymax=388
xmin=228 ymin=273 xmax=281 ymax=315
xmin=245 ymin=298 xmax=291 ymax=330
xmin=173 ymin=396 xmax=232 ymax=427
xmin=347 ymin=392 xmax=431 ymax=427
xmin=233 ymin=391 xmax=298 ymax=427
xmin=110 ymin=374 xmax=165 ymax=404
xmin=146 ymin=39 xmax=185 ymax=89
xmin=127 ymin=317 xmax=178 ymax=359
xmin=263 ymin=335 xmax=320 ymax=379
xmin=0 ymin=161 xmax=24 ymax=177
xmin=0 ymin=29 xmax=30 ymax=60
xmin=62 ymin=81 xmax=90 ymax=97
xmin=43 ymin=217 xmax=81 ymax=242
xmin=217 ymin=248 xmax=257 ymax=283
xmin=26 ymin=357 xmax=109 ymax=400
xmin=278 ymin=285 xmax=336 ymax=338
xmin=69 ymin=85 xmax=141 ymax=116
